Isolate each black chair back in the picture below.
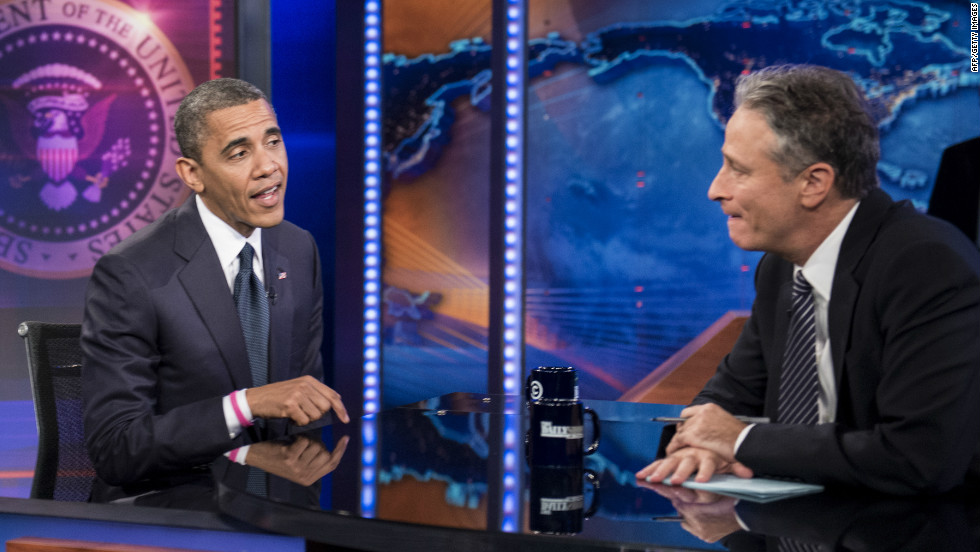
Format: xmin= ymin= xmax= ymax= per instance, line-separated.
xmin=19 ymin=321 xmax=94 ymax=501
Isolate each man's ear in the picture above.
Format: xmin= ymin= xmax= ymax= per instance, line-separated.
xmin=799 ymin=162 xmax=836 ymax=209
xmin=175 ymin=157 xmax=205 ymax=194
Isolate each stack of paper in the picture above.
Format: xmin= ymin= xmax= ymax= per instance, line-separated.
xmin=664 ymin=474 xmax=823 ymax=503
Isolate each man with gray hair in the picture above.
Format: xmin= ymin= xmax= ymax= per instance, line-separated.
xmin=82 ymin=78 xmax=348 ymax=499
xmin=638 ymin=65 xmax=980 ymax=494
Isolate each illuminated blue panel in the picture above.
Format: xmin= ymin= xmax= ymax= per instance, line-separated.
xmin=500 ymin=0 xmax=525 ymax=534
xmin=361 ymin=0 xmax=382 ymax=519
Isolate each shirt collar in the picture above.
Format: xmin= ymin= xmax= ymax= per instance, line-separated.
xmin=798 ymin=201 xmax=860 ymax=302
xmin=195 ymin=194 xmax=262 ymax=273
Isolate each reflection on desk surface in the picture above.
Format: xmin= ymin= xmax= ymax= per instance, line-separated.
xmin=70 ymin=394 xmax=980 ymax=551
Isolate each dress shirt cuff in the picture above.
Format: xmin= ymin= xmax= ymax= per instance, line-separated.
xmin=733 ymin=423 xmax=755 ymax=455
xmin=225 ymin=445 xmax=251 ymax=465
xmin=222 ymin=389 xmax=255 ymax=439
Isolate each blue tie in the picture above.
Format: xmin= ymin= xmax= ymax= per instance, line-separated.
xmin=233 ymin=243 xmax=269 ymax=388
xmin=234 ymin=244 xmax=269 ymax=496
xmin=777 ymin=271 xmax=819 ymax=425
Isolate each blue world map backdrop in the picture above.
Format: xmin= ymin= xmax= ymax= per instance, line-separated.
xmin=379 ymin=0 xmax=979 ymax=408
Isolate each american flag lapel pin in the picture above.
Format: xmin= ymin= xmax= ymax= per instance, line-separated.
xmin=278 ymin=271 xmax=287 ymax=280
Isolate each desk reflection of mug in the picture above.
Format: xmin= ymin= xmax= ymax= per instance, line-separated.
xmin=527 ymin=401 xmax=600 ymax=467
xmin=529 ymin=465 xmax=599 ymax=535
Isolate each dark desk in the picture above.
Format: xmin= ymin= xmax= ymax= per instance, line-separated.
xmin=0 ymin=494 xmax=301 ymax=551
xmin=212 ymin=393 xmax=980 ymax=551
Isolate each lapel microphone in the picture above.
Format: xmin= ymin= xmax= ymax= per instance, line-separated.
xmin=265 ymin=267 xmax=283 ymax=305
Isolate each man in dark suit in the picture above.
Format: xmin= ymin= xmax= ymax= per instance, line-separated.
xmin=82 ymin=78 xmax=348 ymax=497
xmin=637 ymin=65 xmax=980 ymax=494
xmin=928 ymin=136 xmax=980 ymax=246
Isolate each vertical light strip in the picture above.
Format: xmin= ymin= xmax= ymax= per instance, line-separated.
xmin=360 ymin=0 xmax=383 ymax=519
xmin=208 ymin=0 xmax=222 ymax=79
xmin=499 ymin=0 xmax=526 ymax=534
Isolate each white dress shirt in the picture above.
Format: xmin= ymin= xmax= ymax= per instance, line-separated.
xmin=196 ymin=195 xmax=264 ymax=291
xmin=798 ymin=201 xmax=858 ymax=423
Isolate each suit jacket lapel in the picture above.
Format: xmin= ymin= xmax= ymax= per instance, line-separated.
xmin=769 ymin=265 xmax=795 ymax=411
xmin=261 ymin=226 xmax=292 ymax=385
xmin=828 ymin=188 xmax=894 ymax=387
xmin=174 ymin=198 xmax=253 ymax=389
xmin=773 ymin=278 xmax=794 ymax=363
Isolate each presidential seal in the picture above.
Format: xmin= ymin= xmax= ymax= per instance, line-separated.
xmin=0 ymin=0 xmax=193 ymax=278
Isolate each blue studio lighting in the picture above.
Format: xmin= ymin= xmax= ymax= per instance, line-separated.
xmin=361 ymin=0 xmax=382 ymax=519
xmin=500 ymin=0 xmax=526 ymax=533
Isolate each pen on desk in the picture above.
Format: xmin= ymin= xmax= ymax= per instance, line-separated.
xmin=652 ymin=415 xmax=770 ymax=424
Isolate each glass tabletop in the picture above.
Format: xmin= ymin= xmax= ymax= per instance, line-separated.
xmin=209 ymin=393 xmax=979 ymax=551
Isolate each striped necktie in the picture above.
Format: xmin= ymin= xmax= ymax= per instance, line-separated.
xmin=777 ymin=271 xmax=819 ymax=425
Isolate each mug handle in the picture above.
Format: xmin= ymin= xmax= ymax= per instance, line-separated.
xmin=583 ymin=407 xmax=600 ymax=455
xmin=583 ymin=468 xmax=600 ymax=518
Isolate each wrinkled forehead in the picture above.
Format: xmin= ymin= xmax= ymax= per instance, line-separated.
xmin=722 ymin=108 xmax=778 ymax=157
xmin=203 ymin=100 xmax=280 ymax=150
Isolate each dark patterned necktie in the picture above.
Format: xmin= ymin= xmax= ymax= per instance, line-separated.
xmin=233 ymin=243 xmax=269 ymax=388
xmin=777 ymin=271 xmax=819 ymax=425
xmin=234 ymin=243 xmax=269 ymax=497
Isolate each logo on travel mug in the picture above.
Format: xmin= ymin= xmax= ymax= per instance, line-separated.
xmin=527 ymin=401 xmax=600 ymax=467
xmin=529 ymin=380 xmax=545 ymax=401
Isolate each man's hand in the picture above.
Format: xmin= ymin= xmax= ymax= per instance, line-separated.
xmin=245 ymin=435 xmax=349 ymax=486
xmin=637 ymin=404 xmax=755 ymax=483
xmin=246 ymin=375 xmax=350 ymax=425
xmin=636 ymin=446 xmax=753 ymax=484
xmin=665 ymin=403 xmax=746 ymax=462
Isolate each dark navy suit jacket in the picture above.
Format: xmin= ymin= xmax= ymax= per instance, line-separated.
xmin=695 ymin=188 xmax=980 ymax=494
xmin=82 ymin=195 xmax=324 ymax=490
xmin=928 ymin=136 xmax=980 ymax=244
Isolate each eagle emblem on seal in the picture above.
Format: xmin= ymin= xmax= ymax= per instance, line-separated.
xmin=3 ymin=62 xmax=129 ymax=211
